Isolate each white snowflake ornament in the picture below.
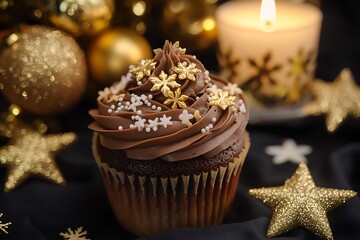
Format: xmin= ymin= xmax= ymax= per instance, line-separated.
xmin=179 ymin=110 xmax=194 ymax=127
xmin=159 ymin=115 xmax=173 ymax=128
xmin=265 ymin=139 xmax=312 ymax=165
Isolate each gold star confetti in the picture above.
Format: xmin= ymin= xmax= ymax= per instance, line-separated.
xmin=208 ymin=90 xmax=236 ymax=110
xmin=303 ymin=68 xmax=360 ymax=132
xmin=0 ymin=212 xmax=11 ymax=234
xmin=0 ymin=122 xmax=76 ymax=192
xmin=149 ymin=71 xmax=180 ymax=97
xmin=129 ymin=59 xmax=156 ymax=81
xmin=60 ymin=227 xmax=89 ymax=240
xmin=172 ymin=62 xmax=200 ymax=81
xmin=164 ymin=88 xmax=188 ymax=109
xmin=249 ymin=163 xmax=357 ymax=240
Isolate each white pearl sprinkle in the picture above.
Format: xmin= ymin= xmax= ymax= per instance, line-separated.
xmin=131 ymin=116 xmax=135 ymax=120
xmin=119 ymin=98 xmax=123 ymax=102
xmin=212 ymin=117 xmax=217 ymax=122
xmin=151 ymin=105 xmax=156 ymax=110
xmin=201 ymin=128 xmax=206 ymax=133
xmin=120 ymin=105 xmax=124 ymax=110
xmin=137 ymin=110 xmax=142 ymax=115
xmin=111 ymin=105 xmax=115 ymax=109
xmin=147 ymin=102 xmax=152 ymax=107
xmin=118 ymin=126 xmax=123 ymax=130
xmin=205 ymin=126 xmax=210 ymax=131
xmin=130 ymin=124 xmax=134 ymax=128
xmin=137 ymin=81 xmax=142 ymax=86
xmin=108 ymin=109 xmax=113 ymax=113
xmin=145 ymin=127 xmax=151 ymax=132
xmin=157 ymin=107 xmax=162 ymax=111
xmin=196 ymin=96 xmax=200 ymax=100
xmin=148 ymin=94 xmax=153 ymax=99
xmin=125 ymin=101 xmax=130 ymax=106
xmin=209 ymin=124 xmax=213 ymax=128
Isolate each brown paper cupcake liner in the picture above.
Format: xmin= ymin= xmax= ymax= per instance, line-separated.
xmin=92 ymin=132 xmax=250 ymax=236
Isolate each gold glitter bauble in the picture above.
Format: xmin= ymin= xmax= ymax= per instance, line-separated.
xmin=24 ymin=0 xmax=114 ymax=37
xmin=0 ymin=25 xmax=87 ymax=116
xmin=0 ymin=120 xmax=76 ymax=192
xmin=161 ymin=0 xmax=217 ymax=51
xmin=249 ymin=164 xmax=357 ymax=240
xmin=88 ymin=28 xmax=152 ymax=85
xmin=303 ymin=68 xmax=360 ymax=132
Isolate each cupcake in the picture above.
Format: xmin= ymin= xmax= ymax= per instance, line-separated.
xmin=89 ymin=41 xmax=250 ymax=236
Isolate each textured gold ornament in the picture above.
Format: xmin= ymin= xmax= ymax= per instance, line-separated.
xmin=208 ymin=91 xmax=236 ymax=110
xmin=249 ymin=164 xmax=357 ymax=240
xmin=0 ymin=212 xmax=11 ymax=234
xmin=0 ymin=25 xmax=87 ymax=116
xmin=0 ymin=121 xmax=76 ymax=192
xmin=164 ymin=88 xmax=188 ymax=109
xmin=130 ymin=59 xmax=157 ymax=81
xmin=149 ymin=71 xmax=180 ymax=97
xmin=303 ymin=68 xmax=360 ymax=132
xmin=88 ymin=28 xmax=152 ymax=85
xmin=154 ymin=41 xmax=186 ymax=55
xmin=25 ymin=0 xmax=114 ymax=37
xmin=60 ymin=226 xmax=89 ymax=240
xmin=172 ymin=62 xmax=200 ymax=81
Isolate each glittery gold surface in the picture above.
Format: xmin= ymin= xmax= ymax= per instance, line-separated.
xmin=208 ymin=90 xmax=236 ymax=110
xmin=149 ymin=71 xmax=180 ymax=96
xmin=130 ymin=59 xmax=157 ymax=81
xmin=0 ymin=25 xmax=87 ymax=116
xmin=172 ymin=62 xmax=201 ymax=81
xmin=249 ymin=164 xmax=357 ymax=240
xmin=304 ymin=68 xmax=360 ymax=132
xmin=0 ymin=121 xmax=76 ymax=192
xmin=164 ymin=88 xmax=189 ymax=109
xmin=0 ymin=212 xmax=11 ymax=234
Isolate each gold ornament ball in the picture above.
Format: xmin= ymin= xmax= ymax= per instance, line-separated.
xmin=88 ymin=28 xmax=152 ymax=85
xmin=25 ymin=0 xmax=114 ymax=37
xmin=0 ymin=25 xmax=87 ymax=116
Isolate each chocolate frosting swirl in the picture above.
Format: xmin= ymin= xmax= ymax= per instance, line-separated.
xmin=89 ymin=41 xmax=249 ymax=162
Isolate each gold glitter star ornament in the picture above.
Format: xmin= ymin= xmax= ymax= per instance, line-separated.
xmin=249 ymin=164 xmax=357 ymax=240
xmin=304 ymin=68 xmax=360 ymax=132
xmin=0 ymin=122 xmax=76 ymax=192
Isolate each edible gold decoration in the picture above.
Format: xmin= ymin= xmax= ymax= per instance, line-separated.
xmin=208 ymin=91 xmax=236 ymax=110
xmin=303 ymin=68 xmax=360 ymax=132
xmin=172 ymin=62 xmax=200 ymax=81
xmin=164 ymin=88 xmax=188 ymax=109
xmin=243 ymin=52 xmax=283 ymax=100
xmin=0 ymin=212 xmax=11 ymax=234
xmin=149 ymin=71 xmax=180 ymax=96
xmin=249 ymin=164 xmax=357 ymax=239
xmin=0 ymin=121 xmax=76 ymax=192
xmin=60 ymin=226 xmax=89 ymax=240
xmin=129 ymin=59 xmax=156 ymax=81
xmin=154 ymin=41 xmax=186 ymax=55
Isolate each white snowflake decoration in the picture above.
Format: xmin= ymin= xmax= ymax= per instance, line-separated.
xmin=159 ymin=115 xmax=173 ymax=128
xmin=146 ymin=117 xmax=160 ymax=132
xmin=131 ymin=117 xmax=147 ymax=131
xmin=60 ymin=227 xmax=89 ymax=240
xmin=110 ymin=72 xmax=133 ymax=94
xmin=223 ymin=83 xmax=243 ymax=96
xmin=179 ymin=110 xmax=194 ymax=127
xmin=206 ymin=84 xmax=222 ymax=96
xmin=0 ymin=213 xmax=11 ymax=234
xmin=265 ymin=139 xmax=312 ymax=165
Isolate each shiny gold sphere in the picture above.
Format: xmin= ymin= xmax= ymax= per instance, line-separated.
xmin=161 ymin=0 xmax=217 ymax=51
xmin=88 ymin=28 xmax=152 ymax=85
xmin=0 ymin=25 xmax=87 ymax=116
xmin=26 ymin=0 xmax=114 ymax=37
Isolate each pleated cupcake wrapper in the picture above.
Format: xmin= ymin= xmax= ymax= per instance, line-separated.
xmin=92 ymin=132 xmax=250 ymax=235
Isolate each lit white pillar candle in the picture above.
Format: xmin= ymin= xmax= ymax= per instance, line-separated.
xmin=216 ymin=0 xmax=322 ymax=105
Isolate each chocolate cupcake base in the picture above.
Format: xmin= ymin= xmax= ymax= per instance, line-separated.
xmin=92 ymin=132 xmax=250 ymax=236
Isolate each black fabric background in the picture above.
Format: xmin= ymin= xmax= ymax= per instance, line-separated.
xmin=1 ymin=0 xmax=360 ymax=239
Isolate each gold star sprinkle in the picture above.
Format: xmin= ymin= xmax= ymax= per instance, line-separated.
xmin=172 ymin=62 xmax=201 ymax=81
xmin=0 ymin=122 xmax=76 ymax=192
xmin=60 ymin=226 xmax=89 ymax=240
xmin=129 ymin=59 xmax=156 ymax=81
xmin=164 ymin=88 xmax=188 ymax=109
xmin=208 ymin=91 xmax=236 ymax=110
xmin=149 ymin=71 xmax=180 ymax=97
xmin=303 ymin=68 xmax=360 ymax=132
xmin=0 ymin=212 xmax=11 ymax=234
xmin=249 ymin=164 xmax=357 ymax=240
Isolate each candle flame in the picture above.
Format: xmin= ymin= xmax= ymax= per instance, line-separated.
xmin=260 ymin=0 xmax=276 ymax=31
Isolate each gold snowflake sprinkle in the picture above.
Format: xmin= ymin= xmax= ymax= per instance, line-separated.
xmin=0 ymin=213 xmax=11 ymax=234
xmin=60 ymin=227 xmax=89 ymax=240
xmin=173 ymin=41 xmax=186 ymax=54
xmin=129 ymin=59 xmax=156 ymax=81
xmin=149 ymin=71 xmax=180 ymax=97
xmin=208 ymin=91 xmax=236 ymax=110
xmin=164 ymin=88 xmax=188 ymax=109
xmin=97 ymin=87 xmax=111 ymax=102
xmin=172 ymin=62 xmax=200 ymax=81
